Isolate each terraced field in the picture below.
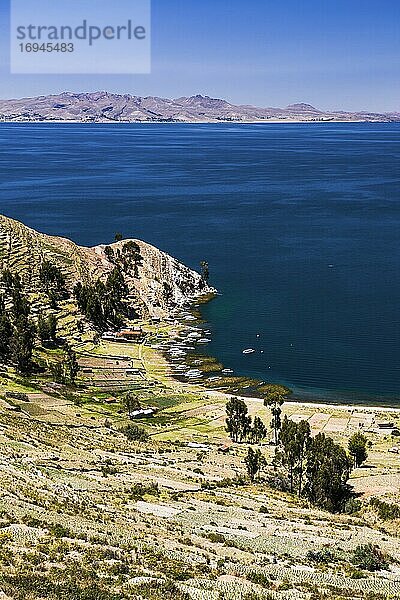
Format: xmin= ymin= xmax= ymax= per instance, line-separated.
xmin=0 ymin=334 xmax=399 ymax=600
xmin=0 ymin=215 xmax=399 ymax=599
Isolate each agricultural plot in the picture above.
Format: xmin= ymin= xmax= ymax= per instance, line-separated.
xmin=0 ymin=336 xmax=399 ymax=599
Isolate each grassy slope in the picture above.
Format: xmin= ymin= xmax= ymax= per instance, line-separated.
xmin=0 ymin=216 xmax=399 ymax=598
xmin=0 ymin=332 xmax=399 ymax=600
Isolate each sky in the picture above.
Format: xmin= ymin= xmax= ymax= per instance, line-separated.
xmin=0 ymin=0 xmax=399 ymax=112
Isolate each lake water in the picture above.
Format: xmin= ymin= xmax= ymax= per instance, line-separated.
xmin=0 ymin=122 xmax=399 ymax=404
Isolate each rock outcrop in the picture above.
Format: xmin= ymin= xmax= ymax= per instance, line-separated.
xmin=0 ymin=214 xmax=212 ymax=338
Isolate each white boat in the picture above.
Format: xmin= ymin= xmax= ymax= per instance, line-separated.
xmin=198 ymin=338 xmax=211 ymax=344
xmin=222 ymin=369 xmax=234 ymax=374
xmin=242 ymin=348 xmax=256 ymax=354
xmin=185 ymin=369 xmax=202 ymax=377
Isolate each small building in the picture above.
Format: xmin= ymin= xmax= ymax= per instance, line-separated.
xmin=187 ymin=442 xmax=210 ymax=450
xmin=101 ymin=327 xmax=144 ymax=343
xmin=104 ymin=397 xmax=117 ymax=404
xmin=218 ymin=444 xmax=231 ymax=454
xmin=117 ymin=329 xmax=144 ymax=342
xmin=388 ymin=446 xmax=399 ymax=454
xmin=129 ymin=407 xmax=156 ymax=419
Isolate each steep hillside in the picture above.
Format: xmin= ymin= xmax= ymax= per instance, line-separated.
xmin=0 ymin=214 xmax=211 ymax=339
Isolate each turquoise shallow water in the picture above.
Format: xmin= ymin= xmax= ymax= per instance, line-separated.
xmin=0 ymin=122 xmax=399 ymax=403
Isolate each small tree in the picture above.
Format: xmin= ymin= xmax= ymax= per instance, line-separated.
xmin=245 ymin=447 xmax=265 ymax=482
xmin=352 ymin=544 xmax=389 ymax=572
xmin=39 ymin=260 xmax=67 ymax=306
xmin=0 ymin=313 xmax=13 ymax=363
xmin=124 ymin=392 xmax=141 ymax=417
xmin=50 ymin=346 xmax=79 ymax=385
xmin=2 ymin=270 xmax=31 ymax=320
xmin=277 ymin=416 xmax=298 ymax=493
xmin=348 ymin=432 xmax=368 ymax=469
xmin=264 ymin=390 xmax=285 ymax=445
xmin=304 ymin=433 xmax=351 ymax=512
xmin=38 ymin=314 xmax=57 ymax=345
xmin=277 ymin=417 xmax=311 ymax=494
xmin=11 ymin=316 xmax=35 ymax=374
xmin=226 ymin=397 xmax=251 ymax=443
xmin=64 ymin=345 xmax=79 ymax=384
xmin=295 ymin=420 xmax=311 ymax=497
xmin=104 ymin=246 xmax=115 ymax=263
xmin=121 ymin=424 xmax=149 ymax=442
xmin=50 ymin=361 xmax=65 ymax=384
xmin=249 ymin=416 xmax=267 ymax=444
xmin=121 ymin=241 xmax=143 ymax=277
xmin=200 ymin=261 xmax=210 ymax=286
xmin=114 ymin=232 xmax=123 ymax=242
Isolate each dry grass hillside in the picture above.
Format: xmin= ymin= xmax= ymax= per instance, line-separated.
xmin=0 ymin=214 xmax=210 ymax=340
xmin=0 ymin=216 xmax=399 ymax=599
xmin=0 ymin=334 xmax=399 ymax=600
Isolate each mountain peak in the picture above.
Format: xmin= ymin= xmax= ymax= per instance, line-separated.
xmin=286 ymin=103 xmax=321 ymax=112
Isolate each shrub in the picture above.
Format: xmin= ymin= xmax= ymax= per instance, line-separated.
xmin=48 ymin=523 xmax=70 ymax=538
xmin=120 ymin=424 xmax=149 ymax=442
xmin=206 ymin=532 xmax=226 ymax=544
xmin=352 ymin=544 xmax=390 ymax=571
xmin=344 ymin=498 xmax=362 ymax=514
xmin=130 ymin=482 xmax=159 ymax=499
xmin=6 ymin=391 xmax=30 ymax=402
xmin=306 ymin=549 xmax=335 ymax=564
xmin=246 ymin=571 xmax=270 ymax=587
xmin=0 ymin=574 xmax=124 ymax=600
xmin=370 ymin=497 xmax=400 ymax=520
xmin=101 ymin=461 xmax=118 ymax=477
xmin=243 ymin=593 xmax=265 ymax=600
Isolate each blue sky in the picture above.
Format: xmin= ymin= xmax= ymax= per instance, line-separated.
xmin=0 ymin=0 xmax=399 ymax=111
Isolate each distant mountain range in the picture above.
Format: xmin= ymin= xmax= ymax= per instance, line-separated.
xmin=0 ymin=91 xmax=399 ymax=123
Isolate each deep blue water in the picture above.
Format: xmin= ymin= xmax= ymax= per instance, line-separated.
xmin=0 ymin=122 xmax=399 ymax=403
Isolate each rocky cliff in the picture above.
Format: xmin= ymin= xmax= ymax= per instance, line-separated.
xmin=0 ymin=214 xmax=212 ymax=338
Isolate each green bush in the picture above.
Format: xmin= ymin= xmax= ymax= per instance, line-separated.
xmin=48 ymin=523 xmax=70 ymax=538
xmin=306 ymin=549 xmax=335 ymax=564
xmin=246 ymin=571 xmax=270 ymax=587
xmin=206 ymin=532 xmax=226 ymax=544
xmin=0 ymin=574 xmax=125 ymax=600
xmin=370 ymin=497 xmax=400 ymax=520
xmin=352 ymin=543 xmax=390 ymax=571
xmin=344 ymin=498 xmax=362 ymax=514
xmin=120 ymin=424 xmax=149 ymax=442
xmin=130 ymin=482 xmax=159 ymax=499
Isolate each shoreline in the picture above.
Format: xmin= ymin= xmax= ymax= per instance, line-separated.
xmin=155 ymin=308 xmax=400 ymax=414
xmin=0 ymin=119 xmax=397 ymax=125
